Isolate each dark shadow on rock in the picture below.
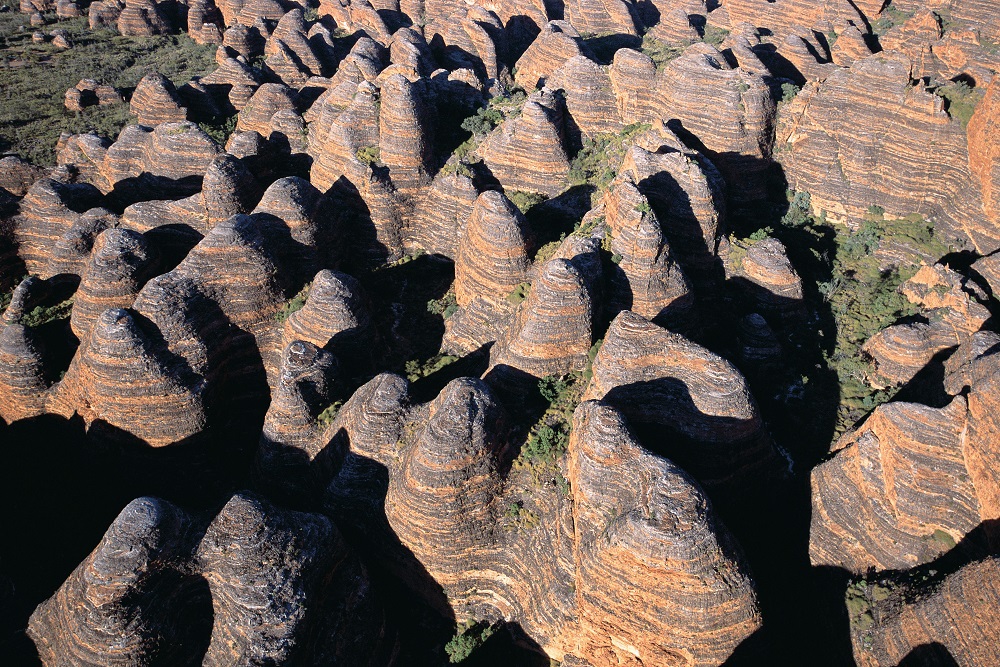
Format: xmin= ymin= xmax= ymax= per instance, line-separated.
xmin=898 ymin=643 xmax=960 ymax=667
xmin=581 ymin=33 xmax=642 ymax=65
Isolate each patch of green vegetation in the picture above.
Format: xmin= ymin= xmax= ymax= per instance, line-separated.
xmin=533 ymin=234 xmax=565 ymax=265
xmin=445 ymin=620 xmax=497 ymax=663
xmin=634 ymin=200 xmax=651 ymax=214
xmin=507 ymin=281 xmax=531 ymax=305
xmin=640 ymin=34 xmax=686 ymax=71
xmin=583 ymin=339 xmax=602 ymax=381
xmin=303 ymin=6 xmax=319 ymax=22
xmin=514 ymin=372 xmax=585 ymax=489
xmin=928 ymin=528 xmax=957 ymax=550
xmin=780 ymin=82 xmax=801 ymax=104
xmin=507 ymin=189 xmax=548 ymax=214
xmin=934 ymin=80 xmax=984 ymax=128
xmin=0 ymin=279 xmax=21 ymax=314
xmin=0 ymin=14 xmax=217 ymax=165
xmin=426 ymin=289 xmax=458 ymax=319
xmin=198 ymin=114 xmax=238 ymax=146
xmin=356 ymin=145 xmax=381 ymax=166
xmin=872 ymin=3 xmax=914 ymax=36
xmin=573 ymin=214 xmax=603 ymax=238
xmin=441 ymin=157 xmax=476 ymax=178
xmin=316 ymin=401 xmax=343 ymax=428
xmin=504 ymin=500 xmax=540 ymax=532
xmin=569 ymin=122 xmax=651 ymax=200
xmin=275 ymin=283 xmax=311 ymax=322
xmin=404 ymin=353 xmax=459 ymax=382
xmin=458 ymin=87 xmax=527 ymax=137
xmin=20 ymin=296 xmax=74 ymax=328
xmin=702 ymin=25 xmax=729 ymax=47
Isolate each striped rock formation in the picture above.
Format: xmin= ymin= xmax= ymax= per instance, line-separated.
xmin=620 ymin=140 xmax=726 ymax=281
xmin=319 ymin=376 xmax=762 ymax=665
xmin=129 ymin=72 xmax=187 ymax=126
xmin=610 ymin=41 xmax=776 ymax=206
xmin=235 ymin=83 xmax=299 ymax=138
xmin=28 ymin=493 xmax=394 ymax=666
xmin=603 ymin=177 xmax=695 ymax=329
xmin=69 ymin=228 xmax=159 ymax=342
xmin=13 ymin=177 xmax=102 ymax=276
xmin=279 ymin=270 xmax=372 ymax=380
xmin=513 ymin=20 xmax=586 ymax=91
xmin=477 ymin=89 xmax=571 ymax=197
xmin=968 ymin=75 xmax=1000 ymax=223
xmin=862 ymin=263 xmax=990 ymax=386
xmin=564 ymin=0 xmax=641 ymax=36
xmin=47 ymin=308 xmax=208 ymax=447
xmin=852 ymin=557 xmax=1000 ymax=667
xmin=776 ymin=52 xmax=1000 ymax=253
xmin=547 ymin=55 xmax=625 ymax=139
xmin=378 ymin=73 xmax=433 ymax=192
xmin=565 ymin=400 xmax=762 ymax=666
xmin=583 ymin=310 xmax=781 ymax=489
xmin=810 ymin=396 xmax=989 ymax=573
xmin=425 ymin=6 xmax=505 ymax=81
xmin=116 ymin=0 xmax=172 ymax=36
xmin=0 ymin=155 xmax=44 ymax=196
xmin=405 ymin=171 xmax=479 ymax=258
xmin=445 ymin=190 xmax=532 ymax=353
xmin=724 ymin=236 xmax=804 ymax=318
xmin=489 ymin=257 xmax=594 ymax=378
xmin=0 ymin=323 xmax=49 ymax=422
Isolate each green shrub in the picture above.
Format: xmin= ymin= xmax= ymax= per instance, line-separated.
xmin=20 ymin=297 xmax=74 ymax=327
xmin=507 ymin=281 xmax=531 ymax=304
xmin=356 ymin=145 xmax=381 ymax=166
xmin=426 ymin=289 xmax=458 ymax=319
xmin=445 ymin=621 xmax=496 ymax=663
xmin=934 ymin=80 xmax=984 ymax=128
xmin=568 ymin=122 xmax=651 ymax=196
xmin=640 ymin=34 xmax=686 ymax=71
xmin=198 ymin=114 xmax=238 ymax=146
xmin=702 ymin=25 xmax=729 ymax=46
xmin=634 ymin=200 xmax=651 ymax=214
xmin=507 ymin=189 xmax=548 ymax=214
xmin=404 ymin=353 xmax=458 ymax=381
xmin=275 ymin=283 xmax=311 ymax=322
xmin=316 ymin=401 xmax=343 ymax=428
xmin=780 ymin=82 xmax=801 ymax=103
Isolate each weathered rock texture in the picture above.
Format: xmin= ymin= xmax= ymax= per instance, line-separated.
xmin=28 ymin=492 xmax=394 ymax=666
xmin=777 ymin=52 xmax=1000 ymax=253
xmin=583 ymin=310 xmax=781 ymax=489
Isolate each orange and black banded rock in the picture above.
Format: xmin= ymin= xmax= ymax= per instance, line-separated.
xmin=737 ymin=312 xmax=783 ymax=367
xmin=264 ymin=9 xmax=323 ymax=78
xmin=943 ymin=330 xmax=1000 ymax=396
xmin=829 ymin=25 xmax=872 ymax=67
xmin=188 ymin=0 xmax=224 ymax=44
xmin=251 ymin=175 xmax=340 ymax=274
xmin=564 ymin=0 xmax=640 ymax=37
xmin=378 ymin=73 xmax=433 ymax=192
xmin=513 ymin=20 xmax=586 ymax=91
xmin=199 ymin=55 xmax=265 ymax=112
xmin=202 ymin=152 xmax=262 ymax=226
xmin=565 ymin=400 xmax=762 ymax=666
xmin=723 ymin=0 xmax=866 ymax=45
xmin=724 ymin=236 xmax=804 ymax=318
xmin=863 ymin=264 xmax=990 ymax=386
xmin=405 ymin=170 xmax=479 ymax=258
xmin=809 ymin=396 xmax=990 ymax=573
xmin=426 ymin=6 xmax=505 ymax=81
xmin=477 ymin=89 xmax=570 ymax=197
xmin=309 ymin=81 xmax=381 ymax=192
xmin=490 ymin=257 xmax=594 ymax=378
xmin=99 ymin=122 xmax=222 ymax=199
xmin=384 ymin=377 xmax=510 ymax=612
xmin=389 ymin=27 xmax=435 ymax=78
xmin=852 ymin=557 xmax=1000 ymax=667
xmin=43 ymin=207 xmax=120 ymax=279
xmin=130 ymin=72 xmax=187 ymax=127
xmin=14 ymin=177 xmax=102 ymax=276
xmin=235 ymin=82 xmax=298 ymax=137
xmin=116 ymin=0 xmax=172 ymax=36
xmin=88 ymin=0 xmax=124 ymax=28
xmin=646 ymin=7 xmax=700 ymax=44
xmin=971 ymin=250 xmax=1000 ymax=298
xmin=69 ymin=229 xmax=159 ymax=342
xmin=222 ymin=22 xmax=266 ymax=58
xmin=64 ymin=79 xmax=122 ymax=112
xmin=47 ymin=308 xmax=208 ymax=447
xmin=0 ymin=155 xmax=44 ymax=196
xmin=446 ymin=190 xmax=531 ymax=352
xmin=547 ymin=55 xmax=625 ymax=139
xmin=620 ymin=140 xmax=726 ymax=281
xmin=603 ymin=177 xmax=695 ymax=329
xmin=968 ymin=75 xmax=1000 ymax=224
xmin=282 ymin=269 xmax=371 ymax=360
xmin=256 ymin=339 xmax=343 ymax=503
xmin=583 ymin=310 xmax=780 ymax=489
xmin=27 ymin=496 xmax=211 ymax=666
xmin=777 ymin=52 xmax=1000 ymax=252
xmin=0 ymin=323 xmax=49 ymax=422
xmin=29 ymin=492 xmax=394 ymax=666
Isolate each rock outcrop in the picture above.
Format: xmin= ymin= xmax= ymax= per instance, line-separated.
xmin=130 ymin=72 xmax=188 ymax=126
xmin=583 ymin=310 xmax=781 ymax=489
